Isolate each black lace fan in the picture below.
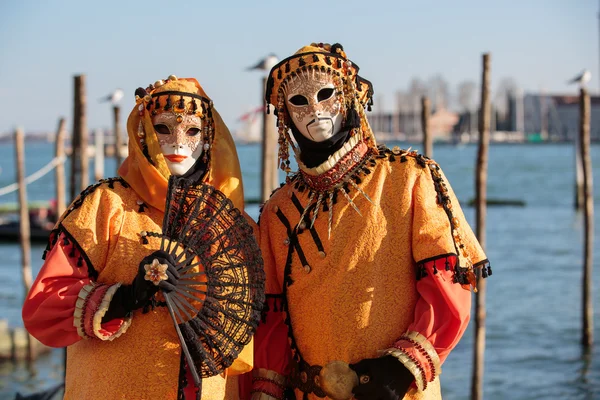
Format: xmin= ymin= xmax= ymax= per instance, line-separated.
xmin=147 ymin=177 xmax=264 ymax=390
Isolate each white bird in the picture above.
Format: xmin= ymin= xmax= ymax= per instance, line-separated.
xmin=246 ymin=53 xmax=278 ymax=71
xmin=567 ymin=69 xmax=591 ymax=87
xmin=99 ymin=88 xmax=124 ymax=105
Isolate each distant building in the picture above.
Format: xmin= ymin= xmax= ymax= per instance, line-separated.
xmin=515 ymin=93 xmax=600 ymax=142
xmin=369 ymin=108 xmax=459 ymax=143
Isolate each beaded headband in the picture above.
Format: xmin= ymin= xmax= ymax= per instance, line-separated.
xmin=133 ymin=75 xmax=216 ymax=165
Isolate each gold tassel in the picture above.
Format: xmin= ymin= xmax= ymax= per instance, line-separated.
xmin=310 ymin=193 xmax=324 ymax=229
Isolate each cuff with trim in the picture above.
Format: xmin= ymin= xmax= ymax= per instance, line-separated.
xmin=251 ymin=368 xmax=286 ymax=400
xmin=73 ymin=282 xmax=132 ymax=340
xmin=382 ymin=331 xmax=441 ymax=392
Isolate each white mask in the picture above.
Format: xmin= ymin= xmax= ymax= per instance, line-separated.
xmin=152 ymin=112 xmax=203 ymax=176
xmin=285 ymin=70 xmax=343 ymax=142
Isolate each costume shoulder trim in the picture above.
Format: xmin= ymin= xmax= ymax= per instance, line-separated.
xmin=375 ymin=144 xmax=435 ymax=169
xmin=58 ymin=177 xmax=130 ymax=224
xmin=42 ymin=177 xmax=131 ymax=280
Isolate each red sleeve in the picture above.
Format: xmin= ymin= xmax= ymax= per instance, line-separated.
xmin=22 ymin=233 xmax=130 ymax=348
xmin=385 ymin=255 xmax=470 ymax=391
xmin=242 ymin=208 xmax=292 ymax=400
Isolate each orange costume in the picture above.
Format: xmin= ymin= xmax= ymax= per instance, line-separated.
xmin=248 ymin=44 xmax=491 ymax=400
xmin=23 ymin=77 xmax=256 ymax=400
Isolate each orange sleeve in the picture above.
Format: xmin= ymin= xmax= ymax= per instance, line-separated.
xmin=22 ymin=233 xmax=130 ymax=348
xmin=383 ymin=161 xmax=487 ymax=391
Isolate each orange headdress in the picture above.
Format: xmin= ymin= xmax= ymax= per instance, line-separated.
xmin=118 ymin=76 xmax=244 ymax=212
xmin=265 ymin=43 xmax=376 ymax=173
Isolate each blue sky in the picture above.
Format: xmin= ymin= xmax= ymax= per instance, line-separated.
xmin=0 ymin=0 xmax=596 ymax=134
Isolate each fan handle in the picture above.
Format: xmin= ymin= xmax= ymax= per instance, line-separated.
xmin=164 ymin=292 xmax=202 ymax=390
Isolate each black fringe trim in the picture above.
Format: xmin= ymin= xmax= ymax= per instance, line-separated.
xmin=415 ymin=254 xmax=491 ymax=284
xmin=43 ymin=224 xmax=99 ymax=280
xmin=261 ymin=294 xmax=284 ymax=323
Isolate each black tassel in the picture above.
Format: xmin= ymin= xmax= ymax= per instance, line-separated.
xmin=145 ymin=100 xmax=152 ymax=111
xmin=481 ymin=266 xmax=488 ymax=278
xmin=178 ymin=96 xmax=185 ymax=109
xmin=266 ymin=104 xmax=270 ymax=114
xmin=389 ymin=154 xmax=396 ymax=162
xmin=433 ymin=263 xmax=438 ymax=274
xmin=285 ymin=62 xmax=290 ymax=73
xmin=332 ymin=191 xmax=339 ymax=204
xmin=62 ymin=236 xmax=70 ymax=246
xmin=272 ymin=299 xmax=279 ymax=312
xmin=261 ymin=301 xmax=269 ymax=323
xmin=108 ymin=180 xmax=115 ymax=189
xmin=141 ymin=236 xmax=149 ymax=245
xmin=401 ymin=156 xmax=407 ymax=163
xmin=298 ymin=185 xmax=305 ymax=193
xmin=312 ymin=54 xmax=319 ymax=62
xmin=134 ymin=87 xmax=147 ymax=98
xmin=323 ymin=202 xmax=329 ymax=212
xmin=298 ymin=56 xmax=305 ymax=67
xmin=164 ymin=96 xmax=171 ymax=111
xmin=487 ymin=265 xmax=493 ymax=276
xmin=138 ymin=203 xmax=147 ymax=213
xmin=69 ymin=246 xmax=76 ymax=258
xmin=344 ymin=105 xmax=360 ymax=129
xmin=445 ymin=258 xmax=451 ymax=271
xmin=325 ymin=56 xmax=332 ymax=65
xmin=343 ymin=184 xmax=350 ymax=193
xmin=416 ymin=264 xmax=427 ymax=280
xmin=77 ymin=256 xmax=83 ymax=267
xmin=353 ymin=175 xmax=362 ymax=184
xmin=277 ymin=69 xmax=282 ymax=79
xmin=336 ymin=58 xmax=342 ymax=68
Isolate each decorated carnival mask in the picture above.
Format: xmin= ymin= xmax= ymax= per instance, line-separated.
xmin=285 ymin=69 xmax=343 ymax=142
xmin=152 ymin=112 xmax=204 ymax=176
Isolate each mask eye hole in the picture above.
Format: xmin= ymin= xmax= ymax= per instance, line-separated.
xmin=186 ymin=127 xmax=201 ymax=136
xmin=289 ymin=95 xmax=308 ymax=106
xmin=317 ymin=88 xmax=335 ymax=102
xmin=153 ymin=124 xmax=170 ymax=135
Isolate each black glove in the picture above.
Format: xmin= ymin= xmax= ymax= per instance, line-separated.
xmin=350 ymin=355 xmax=414 ymax=400
xmin=102 ymin=251 xmax=180 ymax=322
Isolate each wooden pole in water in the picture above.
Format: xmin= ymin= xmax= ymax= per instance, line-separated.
xmin=70 ymin=77 xmax=81 ymax=202
xmin=421 ymin=96 xmax=432 ymax=158
xmin=55 ymin=118 xmax=66 ymax=217
xmin=261 ymin=76 xmax=278 ymax=203
xmin=575 ymin=132 xmax=584 ymax=210
xmin=579 ymin=87 xmax=594 ymax=348
xmin=113 ymin=105 xmax=123 ymax=172
xmin=94 ymin=129 xmax=105 ymax=181
xmin=471 ymin=52 xmax=491 ymax=400
xmin=15 ymin=127 xmax=34 ymax=362
xmin=78 ymin=76 xmax=89 ymax=192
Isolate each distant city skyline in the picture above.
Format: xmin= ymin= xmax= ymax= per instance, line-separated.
xmin=0 ymin=0 xmax=597 ymax=135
